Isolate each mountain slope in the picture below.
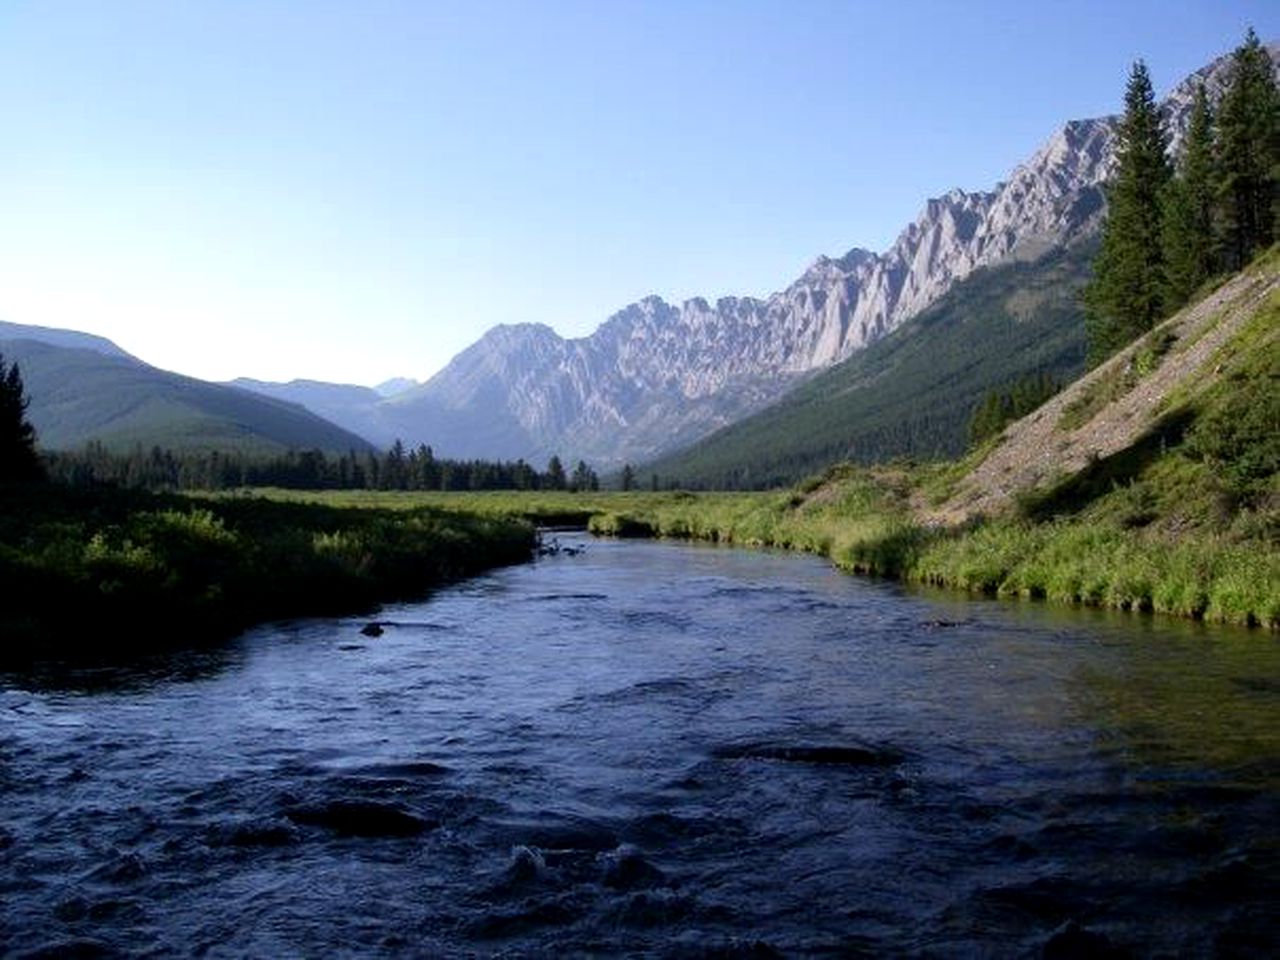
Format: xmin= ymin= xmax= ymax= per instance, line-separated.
xmin=369 ymin=43 xmax=1272 ymax=468
xmin=644 ymin=240 xmax=1095 ymax=488
xmin=2 ymin=339 xmax=375 ymax=454
xmin=928 ymin=249 xmax=1280 ymax=524
xmin=0 ymin=319 xmax=134 ymax=361
xmin=229 ymin=378 xmax=396 ymax=447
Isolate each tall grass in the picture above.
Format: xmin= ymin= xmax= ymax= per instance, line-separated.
xmin=0 ymin=484 xmax=536 ymax=659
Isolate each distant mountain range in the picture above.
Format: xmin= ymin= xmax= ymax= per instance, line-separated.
xmin=232 ymin=42 xmax=1272 ymax=469
xmin=646 ymin=239 xmax=1095 ymax=488
xmin=4 ymin=42 xmax=1273 ymax=470
xmin=0 ymin=327 xmax=373 ymax=454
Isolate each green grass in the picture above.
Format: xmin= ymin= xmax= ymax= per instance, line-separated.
xmin=579 ymin=467 xmax=1278 ymax=628
xmin=0 ymin=484 xmax=536 ymax=660
xmin=239 ymin=436 xmax=1277 ymax=629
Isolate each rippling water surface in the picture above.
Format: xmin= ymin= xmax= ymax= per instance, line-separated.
xmin=3 ymin=536 xmax=1278 ymax=957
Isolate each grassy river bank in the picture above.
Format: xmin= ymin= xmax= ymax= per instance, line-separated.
xmin=240 ymin=478 xmax=1277 ymax=630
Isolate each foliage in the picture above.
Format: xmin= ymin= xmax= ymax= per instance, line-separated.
xmin=44 ymin=441 xmax=600 ymax=495
xmin=1161 ymin=85 xmax=1219 ymax=308
xmin=966 ymin=372 xmax=1062 ymax=447
xmin=0 ymin=485 xmax=535 ymax=659
xmin=1084 ymin=60 xmax=1171 ymax=366
xmin=1216 ymin=29 xmax=1279 ymax=271
xmin=0 ymin=352 xmax=43 ymax=484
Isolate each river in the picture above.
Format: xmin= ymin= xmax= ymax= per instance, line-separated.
xmin=2 ymin=535 xmax=1277 ymax=957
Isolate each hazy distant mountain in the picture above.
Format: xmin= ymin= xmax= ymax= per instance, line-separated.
xmin=358 ymin=42 xmax=1272 ymax=468
xmin=2 ymin=338 xmax=375 ymax=454
xmin=373 ymin=377 xmax=420 ymax=398
xmin=0 ymin=319 xmax=134 ymax=362
xmin=228 ymin=377 xmax=397 ymax=447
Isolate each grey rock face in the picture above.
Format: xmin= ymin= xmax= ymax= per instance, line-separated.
xmin=351 ymin=44 xmax=1279 ymax=467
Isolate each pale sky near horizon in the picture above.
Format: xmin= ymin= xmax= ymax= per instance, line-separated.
xmin=0 ymin=1 xmax=1275 ymax=386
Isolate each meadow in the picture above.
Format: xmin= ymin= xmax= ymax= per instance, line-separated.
xmin=242 ymin=471 xmax=1278 ymax=630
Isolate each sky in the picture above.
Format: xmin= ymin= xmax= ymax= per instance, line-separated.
xmin=0 ymin=1 xmax=1275 ymax=386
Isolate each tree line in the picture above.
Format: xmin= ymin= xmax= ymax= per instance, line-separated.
xmin=1086 ymin=29 xmax=1278 ymax=366
xmin=41 ymin=440 xmax=604 ymax=493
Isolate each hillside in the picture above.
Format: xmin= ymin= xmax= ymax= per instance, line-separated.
xmin=229 ymin=377 xmax=396 ymax=447
xmin=1 ymin=339 xmax=375 ymax=454
xmin=928 ymin=248 xmax=1279 ymax=525
xmin=645 ymin=240 xmax=1094 ymax=488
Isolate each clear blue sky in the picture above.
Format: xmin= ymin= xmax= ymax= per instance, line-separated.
xmin=0 ymin=1 xmax=1274 ymax=385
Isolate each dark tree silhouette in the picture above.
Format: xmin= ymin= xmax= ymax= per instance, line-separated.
xmin=0 ymin=352 xmax=43 ymax=483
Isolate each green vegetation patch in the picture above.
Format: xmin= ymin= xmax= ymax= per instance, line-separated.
xmin=0 ymin=485 xmax=536 ymax=660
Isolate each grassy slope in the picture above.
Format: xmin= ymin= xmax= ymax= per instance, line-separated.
xmin=2 ymin=338 xmax=376 ymax=454
xmin=644 ymin=240 xmax=1094 ymax=489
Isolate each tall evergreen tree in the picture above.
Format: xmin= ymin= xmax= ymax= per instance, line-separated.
xmin=1216 ymin=28 xmax=1279 ymax=271
xmin=545 ymin=455 xmax=566 ymax=490
xmin=1084 ymin=59 xmax=1172 ymax=366
xmin=0 ymin=353 xmax=43 ymax=483
xmin=1161 ymin=84 xmax=1219 ymax=307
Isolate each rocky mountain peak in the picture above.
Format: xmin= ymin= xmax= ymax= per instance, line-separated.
xmin=334 ymin=41 xmax=1278 ymax=468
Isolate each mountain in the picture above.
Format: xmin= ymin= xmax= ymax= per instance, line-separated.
xmin=1 ymin=337 xmax=375 ymax=454
xmin=228 ymin=377 xmax=397 ymax=447
xmin=0 ymin=320 xmax=134 ymax=361
xmin=361 ymin=42 xmax=1271 ymax=469
xmin=644 ymin=239 xmax=1095 ymax=489
xmin=373 ymin=377 xmax=420 ymax=398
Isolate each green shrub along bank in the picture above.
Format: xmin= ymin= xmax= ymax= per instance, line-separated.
xmin=586 ymin=465 xmax=1278 ymax=629
xmin=0 ymin=484 xmax=536 ymax=659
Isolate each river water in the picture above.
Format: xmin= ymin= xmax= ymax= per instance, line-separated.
xmin=2 ymin=536 xmax=1277 ymax=957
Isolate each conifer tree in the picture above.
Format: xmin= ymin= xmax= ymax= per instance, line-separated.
xmin=0 ymin=353 xmax=43 ymax=483
xmin=545 ymin=455 xmax=566 ymax=490
xmin=1216 ymin=29 xmax=1279 ymax=271
xmin=1084 ymin=60 xmax=1172 ymax=366
xmin=1161 ymin=84 xmax=1219 ymax=307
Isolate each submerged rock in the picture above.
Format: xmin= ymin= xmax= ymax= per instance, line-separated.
xmin=601 ymin=845 xmax=668 ymax=891
xmin=360 ymin=622 xmax=384 ymax=638
xmin=284 ymin=800 xmax=433 ymax=837
xmin=1043 ymin=921 xmax=1125 ymax=959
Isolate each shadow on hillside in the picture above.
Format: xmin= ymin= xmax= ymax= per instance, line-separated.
xmin=1016 ymin=408 xmax=1196 ymax=521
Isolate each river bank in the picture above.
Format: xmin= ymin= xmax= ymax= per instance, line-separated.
xmin=238 ymin=482 xmax=1277 ymax=630
xmin=586 ymin=466 xmax=1278 ymax=629
xmin=0 ymin=484 xmax=536 ymax=660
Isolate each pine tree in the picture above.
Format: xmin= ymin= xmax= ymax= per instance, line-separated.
xmin=1216 ymin=28 xmax=1279 ymax=271
xmin=0 ymin=353 xmax=43 ymax=483
xmin=545 ymin=455 xmax=566 ymax=490
xmin=1084 ymin=60 xmax=1172 ymax=366
xmin=1161 ymin=84 xmax=1219 ymax=307
xmin=620 ymin=463 xmax=635 ymax=491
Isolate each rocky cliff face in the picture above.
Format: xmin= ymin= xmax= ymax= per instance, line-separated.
xmin=347 ymin=44 xmax=1278 ymax=466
